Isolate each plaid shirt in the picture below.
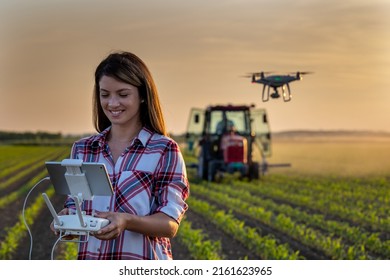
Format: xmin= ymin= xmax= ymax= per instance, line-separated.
xmin=65 ymin=127 xmax=189 ymax=260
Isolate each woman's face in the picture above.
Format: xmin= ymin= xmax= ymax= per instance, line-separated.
xmin=98 ymin=75 xmax=142 ymax=129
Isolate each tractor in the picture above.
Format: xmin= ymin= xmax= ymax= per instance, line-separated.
xmin=185 ymin=104 xmax=272 ymax=181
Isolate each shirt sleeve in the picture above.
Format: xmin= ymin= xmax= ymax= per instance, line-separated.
xmin=152 ymin=140 xmax=190 ymax=224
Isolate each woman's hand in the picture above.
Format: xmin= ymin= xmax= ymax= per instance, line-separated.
xmin=50 ymin=208 xmax=78 ymax=240
xmin=92 ymin=211 xmax=128 ymax=240
xmin=92 ymin=211 xmax=178 ymax=240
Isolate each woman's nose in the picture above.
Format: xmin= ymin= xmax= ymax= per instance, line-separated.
xmin=108 ymin=96 xmax=120 ymax=107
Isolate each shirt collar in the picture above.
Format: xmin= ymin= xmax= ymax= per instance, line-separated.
xmin=89 ymin=126 xmax=154 ymax=149
xmin=137 ymin=127 xmax=153 ymax=147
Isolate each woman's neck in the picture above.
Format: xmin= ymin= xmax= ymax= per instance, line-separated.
xmin=109 ymin=123 xmax=142 ymax=143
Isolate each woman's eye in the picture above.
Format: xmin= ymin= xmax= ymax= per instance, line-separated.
xmin=119 ymin=90 xmax=132 ymax=97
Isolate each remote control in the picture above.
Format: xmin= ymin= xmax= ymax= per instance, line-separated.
xmin=54 ymin=214 xmax=109 ymax=235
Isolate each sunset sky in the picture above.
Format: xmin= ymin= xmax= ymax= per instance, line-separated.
xmin=1 ymin=0 xmax=389 ymax=135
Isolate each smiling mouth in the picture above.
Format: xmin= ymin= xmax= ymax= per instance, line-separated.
xmin=110 ymin=110 xmax=123 ymax=116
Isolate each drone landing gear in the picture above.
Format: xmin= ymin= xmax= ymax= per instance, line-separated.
xmin=262 ymin=85 xmax=269 ymax=102
xmin=282 ymin=84 xmax=292 ymax=102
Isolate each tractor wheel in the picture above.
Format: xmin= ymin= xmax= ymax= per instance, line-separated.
xmin=208 ymin=161 xmax=218 ymax=182
xmin=197 ymin=150 xmax=208 ymax=180
xmin=248 ymin=162 xmax=260 ymax=180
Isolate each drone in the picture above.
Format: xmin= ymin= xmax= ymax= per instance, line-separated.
xmin=244 ymin=71 xmax=312 ymax=102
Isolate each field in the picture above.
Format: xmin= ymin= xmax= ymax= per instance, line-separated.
xmin=0 ymin=132 xmax=389 ymax=260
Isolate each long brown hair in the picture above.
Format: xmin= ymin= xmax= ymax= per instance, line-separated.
xmin=92 ymin=51 xmax=167 ymax=136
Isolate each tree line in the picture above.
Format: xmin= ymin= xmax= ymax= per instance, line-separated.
xmin=0 ymin=131 xmax=62 ymax=141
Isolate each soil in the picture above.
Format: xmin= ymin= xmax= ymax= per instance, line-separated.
xmin=171 ymin=210 xmax=260 ymax=260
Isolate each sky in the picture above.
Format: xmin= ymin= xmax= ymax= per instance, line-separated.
xmin=1 ymin=0 xmax=389 ymax=135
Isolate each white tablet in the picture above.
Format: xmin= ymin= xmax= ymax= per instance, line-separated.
xmin=45 ymin=160 xmax=113 ymax=197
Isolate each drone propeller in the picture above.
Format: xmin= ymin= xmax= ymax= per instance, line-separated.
xmin=299 ymin=71 xmax=313 ymax=75
xmin=250 ymin=71 xmax=273 ymax=76
xmin=287 ymin=71 xmax=314 ymax=80
xmin=242 ymin=71 xmax=274 ymax=80
xmin=289 ymin=71 xmax=314 ymax=75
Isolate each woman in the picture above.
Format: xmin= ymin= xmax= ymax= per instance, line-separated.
xmin=53 ymin=51 xmax=189 ymax=260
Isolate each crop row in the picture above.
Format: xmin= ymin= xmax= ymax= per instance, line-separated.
xmin=0 ymin=146 xmax=71 ymax=259
xmin=190 ymin=181 xmax=389 ymax=259
xmin=0 ymin=146 xmax=67 ymax=177
xmin=0 ymin=184 xmax=55 ymax=259
xmin=175 ymin=220 xmax=223 ymax=260
xmin=0 ymin=151 xmax=66 ymax=193
xmin=187 ymin=195 xmax=301 ymax=259
xmin=232 ymin=175 xmax=389 ymax=233
xmin=211 ymin=181 xmax=390 ymax=258
xmin=0 ymin=147 xmax=69 ymax=208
